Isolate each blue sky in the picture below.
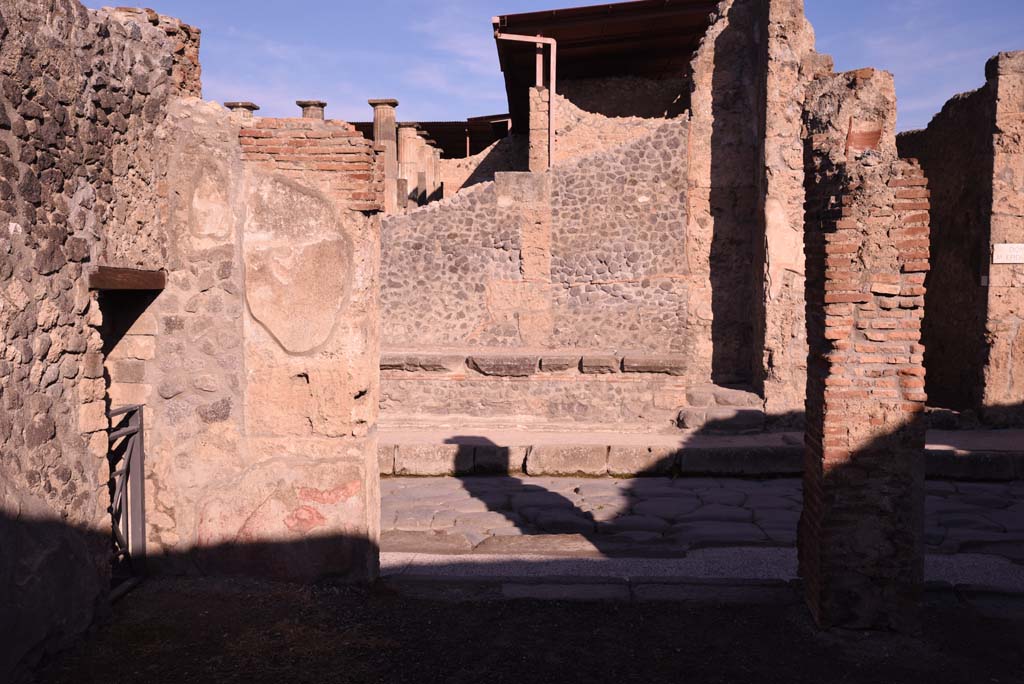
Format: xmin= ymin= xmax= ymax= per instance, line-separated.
xmin=84 ymin=0 xmax=1023 ymax=131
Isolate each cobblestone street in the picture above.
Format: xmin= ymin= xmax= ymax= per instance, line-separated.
xmin=382 ymin=477 xmax=1024 ymax=565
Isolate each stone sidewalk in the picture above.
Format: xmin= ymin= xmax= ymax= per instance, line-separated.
xmin=381 ymin=476 xmax=1024 ymax=567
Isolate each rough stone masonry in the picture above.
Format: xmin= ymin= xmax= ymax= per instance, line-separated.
xmin=1 ymin=0 xmax=1021 ymax=679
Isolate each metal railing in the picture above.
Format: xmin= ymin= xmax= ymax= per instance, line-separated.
xmin=108 ymin=404 xmax=147 ymax=587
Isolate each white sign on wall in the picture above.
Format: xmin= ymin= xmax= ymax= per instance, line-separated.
xmin=992 ymin=244 xmax=1024 ymax=265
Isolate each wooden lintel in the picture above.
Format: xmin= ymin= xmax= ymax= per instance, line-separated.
xmin=88 ymin=266 xmax=166 ymax=291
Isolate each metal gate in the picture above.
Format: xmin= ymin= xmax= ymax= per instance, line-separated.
xmin=108 ymin=404 xmax=147 ymax=588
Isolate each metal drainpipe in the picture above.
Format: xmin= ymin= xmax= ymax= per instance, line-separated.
xmin=494 ymin=31 xmax=557 ymax=169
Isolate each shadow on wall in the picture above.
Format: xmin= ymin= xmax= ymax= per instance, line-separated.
xmin=708 ymin=0 xmax=761 ymax=387
xmin=0 ymin=512 xmax=377 ymax=682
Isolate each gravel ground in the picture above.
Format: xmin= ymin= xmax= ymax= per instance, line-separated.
xmin=35 ymin=577 xmax=1024 ymax=684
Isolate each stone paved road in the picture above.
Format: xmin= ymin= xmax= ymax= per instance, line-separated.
xmin=382 ymin=477 xmax=1024 ymax=564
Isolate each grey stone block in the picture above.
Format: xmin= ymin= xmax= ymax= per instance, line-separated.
xmin=394 ymin=444 xmax=474 ymax=476
xmin=540 ymin=356 xmax=580 ymax=372
xmin=380 ymin=353 xmax=462 ymax=373
xmin=608 ymin=446 xmax=678 ymax=476
xmin=467 ymin=355 xmax=538 ymax=377
xmin=526 ymin=445 xmax=608 ymax=476
xmin=621 ymin=355 xmax=688 ymax=376
xmin=580 ymin=356 xmax=620 ymax=374
xmin=474 ymin=445 xmax=528 ymax=474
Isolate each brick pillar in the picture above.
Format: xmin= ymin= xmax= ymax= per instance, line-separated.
xmin=369 ymin=99 xmax=399 ymax=214
xmin=800 ymin=69 xmax=929 ymax=631
xmin=528 ymin=86 xmax=550 ymax=172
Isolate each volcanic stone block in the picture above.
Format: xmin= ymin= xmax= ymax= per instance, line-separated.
xmin=394 ymin=445 xmax=474 ymax=476
xmin=621 ymin=355 xmax=688 ymax=376
xmin=607 ymin=446 xmax=678 ymax=476
xmin=580 ymin=356 xmax=620 ymax=374
xmin=474 ymin=445 xmax=529 ymax=474
xmin=526 ymin=445 xmax=608 ymax=476
xmin=467 ymin=355 xmax=538 ymax=377
xmin=381 ymin=353 xmax=462 ymax=373
xmin=540 ymin=356 xmax=580 ymax=372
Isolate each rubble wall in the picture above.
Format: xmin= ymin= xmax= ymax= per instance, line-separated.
xmin=381 ymin=120 xmax=694 ymax=431
xmin=0 ymin=1 xmax=199 ymax=678
xmin=897 ymin=51 xmax=1024 ymax=425
xmin=137 ymin=110 xmax=383 ymax=581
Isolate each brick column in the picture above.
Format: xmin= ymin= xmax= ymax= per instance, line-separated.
xmin=369 ymin=99 xmax=399 ymax=214
xmin=800 ymin=69 xmax=929 ymax=631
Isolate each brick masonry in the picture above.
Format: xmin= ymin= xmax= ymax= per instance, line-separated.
xmin=800 ymin=69 xmax=929 ymax=630
xmin=239 ymin=118 xmax=384 ymax=213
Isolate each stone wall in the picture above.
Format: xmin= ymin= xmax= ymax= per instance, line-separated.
xmin=0 ymin=1 xmax=199 ymax=678
xmin=898 ymin=51 xmax=1024 ymax=425
xmin=381 ymin=120 xmax=694 ymax=431
xmin=558 ymin=75 xmax=691 ymax=119
xmin=133 ymin=106 xmax=382 ymax=582
xmin=754 ymin=0 xmax=828 ymax=419
xmin=800 ymin=68 xmax=928 ymax=630
xmin=687 ymin=0 xmax=765 ymax=388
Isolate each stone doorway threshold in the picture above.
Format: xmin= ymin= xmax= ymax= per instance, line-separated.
xmin=380 ymin=476 xmax=1024 ymax=600
xmin=380 ymin=428 xmax=1024 ymax=479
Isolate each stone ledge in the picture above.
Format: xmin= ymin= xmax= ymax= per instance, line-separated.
xmin=467 ymin=356 xmax=538 ymax=377
xmin=381 ymin=353 xmax=463 ymax=373
xmin=381 ymin=443 xmax=1023 ymax=479
xmin=621 ymin=355 xmax=688 ymax=376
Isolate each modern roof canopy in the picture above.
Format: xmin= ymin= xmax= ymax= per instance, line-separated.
xmin=494 ymin=0 xmax=717 ymax=131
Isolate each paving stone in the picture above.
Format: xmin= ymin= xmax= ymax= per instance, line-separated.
xmin=381 ymin=530 xmax=474 ymax=554
xmin=955 ymin=482 xmax=1011 ymax=497
xmin=596 ymin=515 xmax=669 ymax=534
xmin=670 ymin=522 xmax=767 ymax=546
xmin=745 ymin=495 xmax=798 ymax=510
xmin=430 ymin=510 xmax=458 ymax=530
xmin=533 ymin=510 xmax=596 ymax=534
xmin=526 ymin=445 xmax=608 ymax=476
xmin=759 ymin=524 xmax=797 ymax=545
xmin=574 ymin=481 xmax=629 ymax=498
xmin=394 ymin=507 xmax=438 ymax=531
xmin=673 ymin=477 xmax=722 ymax=489
xmin=925 ymin=497 xmax=987 ymax=517
xmin=936 ymin=514 xmax=1005 ymax=533
xmin=454 ymin=511 xmax=523 ymax=530
xmin=631 ymin=496 xmax=702 ymax=521
xmin=610 ymin=531 xmax=664 ymax=543
xmin=695 ymin=489 xmax=746 ymax=507
xmin=678 ymin=504 xmax=753 ymax=523
xmin=958 ymin=541 xmax=1024 ymax=564
xmin=926 ymin=480 xmax=958 ymax=495
xmin=984 ymin=510 xmax=1024 ymax=532
xmin=625 ymin=480 xmax=683 ymax=498
xmin=446 ymin=498 xmax=493 ymax=514
xmin=754 ymin=508 xmax=800 ymax=527
xmin=580 ymin=502 xmax=631 ymax=522
xmin=960 ymin=493 xmax=1015 ymax=510
xmin=473 ymin=534 xmax=602 ymax=557
xmin=924 ymin=527 xmax=947 ymax=546
xmin=511 ymin=492 xmax=577 ymax=510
